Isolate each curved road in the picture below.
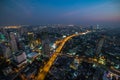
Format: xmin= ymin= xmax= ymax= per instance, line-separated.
xmin=36 ymin=31 xmax=90 ymax=80
xmin=36 ymin=30 xmax=120 ymax=80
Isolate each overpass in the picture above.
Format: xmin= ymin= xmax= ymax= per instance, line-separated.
xmin=36 ymin=30 xmax=120 ymax=80
xmin=36 ymin=31 xmax=90 ymax=80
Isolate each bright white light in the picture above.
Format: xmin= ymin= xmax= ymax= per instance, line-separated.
xmin=93 ymin=64 xmax=96 ymax=67
xmin=52 ymin=44 xmax=56 ymax=49
xmin=75 ymin=32 xmax=78 ymax=34
xmin=72 ymin=52 xmax=76 ymax=55
xmin=82 ymin=33 xmax=86 ymax=35
xmin=63 ymin=35 xmax=66 ymax=38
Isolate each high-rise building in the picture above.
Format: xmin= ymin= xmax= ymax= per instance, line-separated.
xmin=0 ymin=33 xmax=6 ymax=42
xmin=10 ymin=32 xmax=18 ymax=52
xmin=42 ymin=40 xmax=50 ymax=56
xmin=14 ymin=51 xmax=27 ymax=63
xmin=0 ymin=44 xmax=11 ymax=59
xmin=18 ymin=41 xmax=25 ymax=50
xmin=41 ymin=31 xmax=50 ymax=56
xmin=14 ymin=51 xmax=27 ymax=67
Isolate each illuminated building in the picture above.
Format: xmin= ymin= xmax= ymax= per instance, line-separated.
xmin=10 ymin=32 xmax=18 ymax=52
xmin=14 ymin=51 xmax=27 ymax=67
xmin=0 ymin=44 xmax=11 ymax=59
xmin=41 ymin=31 xmax=50 ymax=56
xmin=4 ymin=26 xmax=21 ymax=29
xmin=42 ymin=40 xmax=50 ymax=55
xmin=18 ymin=41 xmax=25 ymax=50
xmin=14 ymin=51 xmax=26 ymax=63
xmin=0 ymin=33 xmax=5 ymax=42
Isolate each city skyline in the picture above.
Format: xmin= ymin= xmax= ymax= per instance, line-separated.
xmin=0 ymin=0 xmax=120 ymax=80
xmin=0 ymin=0 xmax=120 ymax=26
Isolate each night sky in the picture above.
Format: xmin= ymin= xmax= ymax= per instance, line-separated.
xmin=0 ymin=0 xmax=120 ymax=26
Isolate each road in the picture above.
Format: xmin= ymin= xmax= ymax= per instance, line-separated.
xmin=36 ymin=30 xmax=120 ymax=80
xmin=36 ymin=31 xmax=90 ymax=80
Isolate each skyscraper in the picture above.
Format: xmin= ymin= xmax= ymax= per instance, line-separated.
xmin=0 ymin=44 xmax=11 ymax=59
xmin=10 ymin=32 xmax=18 ymax=52
xmin=41 ymin=31 xmax=50 ymax=56
xmin=42 ymin=39 xmax=50 ymax=56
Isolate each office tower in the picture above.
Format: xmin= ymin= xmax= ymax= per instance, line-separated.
xmin=41 ymin=31 xmax=50 ymax=56
xmin=0 ymin=44 xmax=11 ymax=59
xmin=18 ymin=41 xmax=25 ymax=50
xmin=14 ymin=51 xmax=27 ymax=63
xmin=10 ymin=32 xmax=18 ymax=52
xmin=14 ymin=51 xmax=27 ymax=67
xmin=0 ymin=33 xmax=5 ymax=42
xmin=42 ymin=40 xmax=50 ymax=56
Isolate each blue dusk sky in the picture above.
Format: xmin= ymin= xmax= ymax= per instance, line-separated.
xmin=0 ymin=0 xmax=120 ymax=26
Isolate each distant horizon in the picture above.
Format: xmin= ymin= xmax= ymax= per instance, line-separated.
xmin=0 ymin=24 xmax=120 ymax=28
xmin=0 ymin=21 xmax=120 ymax=27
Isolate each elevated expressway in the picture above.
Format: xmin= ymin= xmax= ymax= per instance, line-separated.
xmin=36 ymin=31 xmax=90 ymax=80
xmin=36 ymin=30 xmax=120 ymax=80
